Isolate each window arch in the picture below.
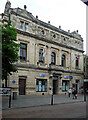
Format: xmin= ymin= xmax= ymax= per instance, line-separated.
xmin=51 ymin=52 xmax=56 ymax=65
xmin=39 ymin=49 xmax=44 ymax=63
xmin=61 ymin=54 xmax=66 ymax=67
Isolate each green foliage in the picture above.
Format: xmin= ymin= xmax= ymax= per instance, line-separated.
xmin=1 ymin=21 xmax=20 ymax=81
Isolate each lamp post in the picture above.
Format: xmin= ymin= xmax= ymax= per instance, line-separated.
xmin=50 ymin=74 xmax=53 ymax=105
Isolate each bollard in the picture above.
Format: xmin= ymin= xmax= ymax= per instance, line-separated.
xmin=84 ymin=92 xmax=86 ymax=101
xmin=51 ymin=94 xmax=53 ymax=105
xmin=9 ymin=95 xmax=11 ymax=108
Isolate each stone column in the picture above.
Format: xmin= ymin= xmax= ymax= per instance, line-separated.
xmin=59 ymin=49 xmax=62 ymax=65
xmin=47 ymin=46 xmax=51 ymax=67
xmin=35 ymin=44 xmax=37 ymax=65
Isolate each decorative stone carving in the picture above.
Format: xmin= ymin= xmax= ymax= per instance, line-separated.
xmin=4 ymin=0 xmax=11 ymax=13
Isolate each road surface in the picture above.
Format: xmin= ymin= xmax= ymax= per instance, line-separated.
xmin=2 ymin=102 xmax=86 ymax=119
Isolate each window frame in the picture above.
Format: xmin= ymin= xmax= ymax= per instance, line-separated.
xmin=51 ymin=52 xmax=56 ymax=65
xmin=25 ymin=23 xmax=28 ymax=32
xmin=61 ymin=54 xmax=66 ymax=67
xmin=20 ymin=21 xmax=24 ymax=30
xmin=20 ymin=43 xmax=27 ymax=61
xmin=39 ymin=49 xmax=44 ymax=63
xmin=36 ymin=79 xmax=47 ymax=92
xmin=75 ymin=57 xmax=79 ymax=69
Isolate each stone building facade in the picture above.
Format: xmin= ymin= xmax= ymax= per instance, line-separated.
xmin=84 ymin=55 xmax=88 ymax=93
xmin=0 ymin=1 xmax=84 ymax=95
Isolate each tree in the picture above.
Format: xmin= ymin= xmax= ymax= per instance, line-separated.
xmin=1 ymin=21 xmax=20 ymax=87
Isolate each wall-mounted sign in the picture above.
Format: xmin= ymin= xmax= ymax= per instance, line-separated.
xmin=12 ymin=80 xmax=16 ymax=84
xmin=70 ymin=76 xmax=73 ymax=79
xmin=0 ymin=87 xmax=11 ymax=95
xmin=64 ymin=76 xmax=69 ymax=79
xmin=40 ymin=74 xmax=45 ymax=77
xmin=53 ymin=77 xmax=56 ymax=79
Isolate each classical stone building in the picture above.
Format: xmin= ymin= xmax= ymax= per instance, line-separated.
xmin=84 ymin=54 xmax=88 ymax=93
xmin=0 ymin=1 xmax=84 ymax=95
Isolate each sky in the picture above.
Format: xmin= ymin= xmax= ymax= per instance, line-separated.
xmin=0 ymin=0 xmax=86 ymax=53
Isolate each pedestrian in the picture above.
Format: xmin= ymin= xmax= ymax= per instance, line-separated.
xmin=68 ymin=88 xmax=71 ymax=97
xmin=72 ymin=88 xmax=75 ymax=99
xmin=74 ymin=89 xmax=77 ymax=99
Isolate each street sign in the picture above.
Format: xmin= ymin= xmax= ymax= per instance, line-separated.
xmin=0 ymin=87 xmax=11 ymax=95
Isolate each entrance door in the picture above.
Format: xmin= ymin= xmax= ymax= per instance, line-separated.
xmin=19 ymin=78 xmax=26 ymax=95
xmin=53 ymin=80 xmax=58 ymax=94
xmin=76 ymin=80 xmax=79 ymax=93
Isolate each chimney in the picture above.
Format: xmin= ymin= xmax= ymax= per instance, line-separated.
xmin=48 ymin=21 xmax=50 ymax=24
xmin=77 ymin=30 xmax=78 ymax=33
xmin=59 ymin=26 xmax=61 ymax=29
xmin=68 ymin=30 xmax=70 ymax=33
xmin=24 ymin=5 xmax=27 ymax=10
xmin=36 ymin=15 xmax=38 ymax=19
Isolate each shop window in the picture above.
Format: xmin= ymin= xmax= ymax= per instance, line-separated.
xmin=25 ymin=23 xmax=28 ymax=32
xmin=51 ymin=52 xmax=56 ymax=65
xmin=62 ymin=80 xmax=69 ymax=92
xmin=75 ymin=57 xmax=79 ymax=69
xmin=20 ymin=21 xmax=24 ymax=30
xmin=20 ymin=43 xmax=27 ymax=61
xmin=36 ymin=79 xmax=47 ymax=92
xmin=61 ymin=54 xmax=66 ymax=67
xmin=39 ymin=49 xmax=44 ymax=63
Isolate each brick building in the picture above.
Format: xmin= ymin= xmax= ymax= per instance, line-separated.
xmin=0 ymin=1 xmax=84 ymax=95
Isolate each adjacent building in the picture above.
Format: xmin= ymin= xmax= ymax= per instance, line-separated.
xmin=84 ymin=54 xmax=88 ymax=93
xmin=0 ymin=1 xmax=84 ymax=95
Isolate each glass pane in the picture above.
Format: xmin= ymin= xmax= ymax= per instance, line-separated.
xmin=20 ymin=48 xmax=22 ymax=56
xmin=20 ymin=22 xmax=23 ymax=29
xmin=23 ymin=49 xmax=26 ymax=57
xmin=25 ymin=23 xmax=28 ymax=31
xmin=39 ymin=81 xmax=42 ymax=91
xmin=36 ymin=85 xmax=38 ymax=92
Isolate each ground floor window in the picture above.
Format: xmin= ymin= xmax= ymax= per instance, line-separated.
xmin=36 ymin=79 xmax=47 ymax=92
xmin=62 ymin=80 xmax=69 ymax=92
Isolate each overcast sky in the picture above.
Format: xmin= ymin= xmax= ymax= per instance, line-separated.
xmin=0 ymin=0 xmax=86 ymax=53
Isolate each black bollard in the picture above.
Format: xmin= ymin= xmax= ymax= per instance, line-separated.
xmin=9 ymin=95 xmax=11 ymax=108
xmin=84 ymin=92 xmax=86 ymax=102
xmin=51 ymin=94 xmax=53 ymax=105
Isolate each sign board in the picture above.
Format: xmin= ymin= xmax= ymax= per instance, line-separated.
xmin=64 ymin=76 xmax=69 ymax=79
xmin=40 ymin=74 xmax=45 ymax=77
xmin=0 ymin=87 xmax=11 ymax=95
xmin=70 ymin=76 xmax=73 ymax=79
xmin=12 ymin=80 xmax=16 ymax=84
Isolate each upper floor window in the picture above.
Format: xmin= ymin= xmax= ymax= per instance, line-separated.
xmin=62 ymin=54 xmax=66 ymax=67
xmin=20 ymin=21 xmax=24 ymax=30
xmin=51 ymin=52 xmax=56 ymax=65
xmin=53 ymin=34 xmax=56 ymax=39
xmin=20 ymin=43 xmax=27 ymax=61
xmin=41 ymin=30 xmax=45 ymax=36
xmin=75 ymin=57 xmax=79 ymax=68
xmin=25 ymin=23 xmax=28 ymax=32
xmin=39 ymin=49 xmax=44 ymax=63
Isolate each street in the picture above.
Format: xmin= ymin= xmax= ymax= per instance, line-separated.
xmin=2 ymin=102 xmax=86 ymax=118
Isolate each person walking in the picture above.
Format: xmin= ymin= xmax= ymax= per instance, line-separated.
xmin=74 ymin=89 xmax=77 ymax=99
xmin=68 ymin=88 xmax=71 ymax=97
xmin=72 ymin=88 xmax=75 ymax=99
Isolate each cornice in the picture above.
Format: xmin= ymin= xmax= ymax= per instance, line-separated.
xmin=17 ymin=29 xmax=84 ymax=53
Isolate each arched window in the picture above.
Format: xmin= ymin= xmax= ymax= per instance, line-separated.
xmin=51 ymin=52 xmax=56 ymax=65
xmin=75 ymin=57 xmax=79 ymax=68
xmin=62 ymin=54 xmax=66 ymax=67
xmin=39 ymin=49 xmax=44 ymax=63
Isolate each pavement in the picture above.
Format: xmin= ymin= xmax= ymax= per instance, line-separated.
xmin=2 ymin=93 xmax=87 ymax=110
